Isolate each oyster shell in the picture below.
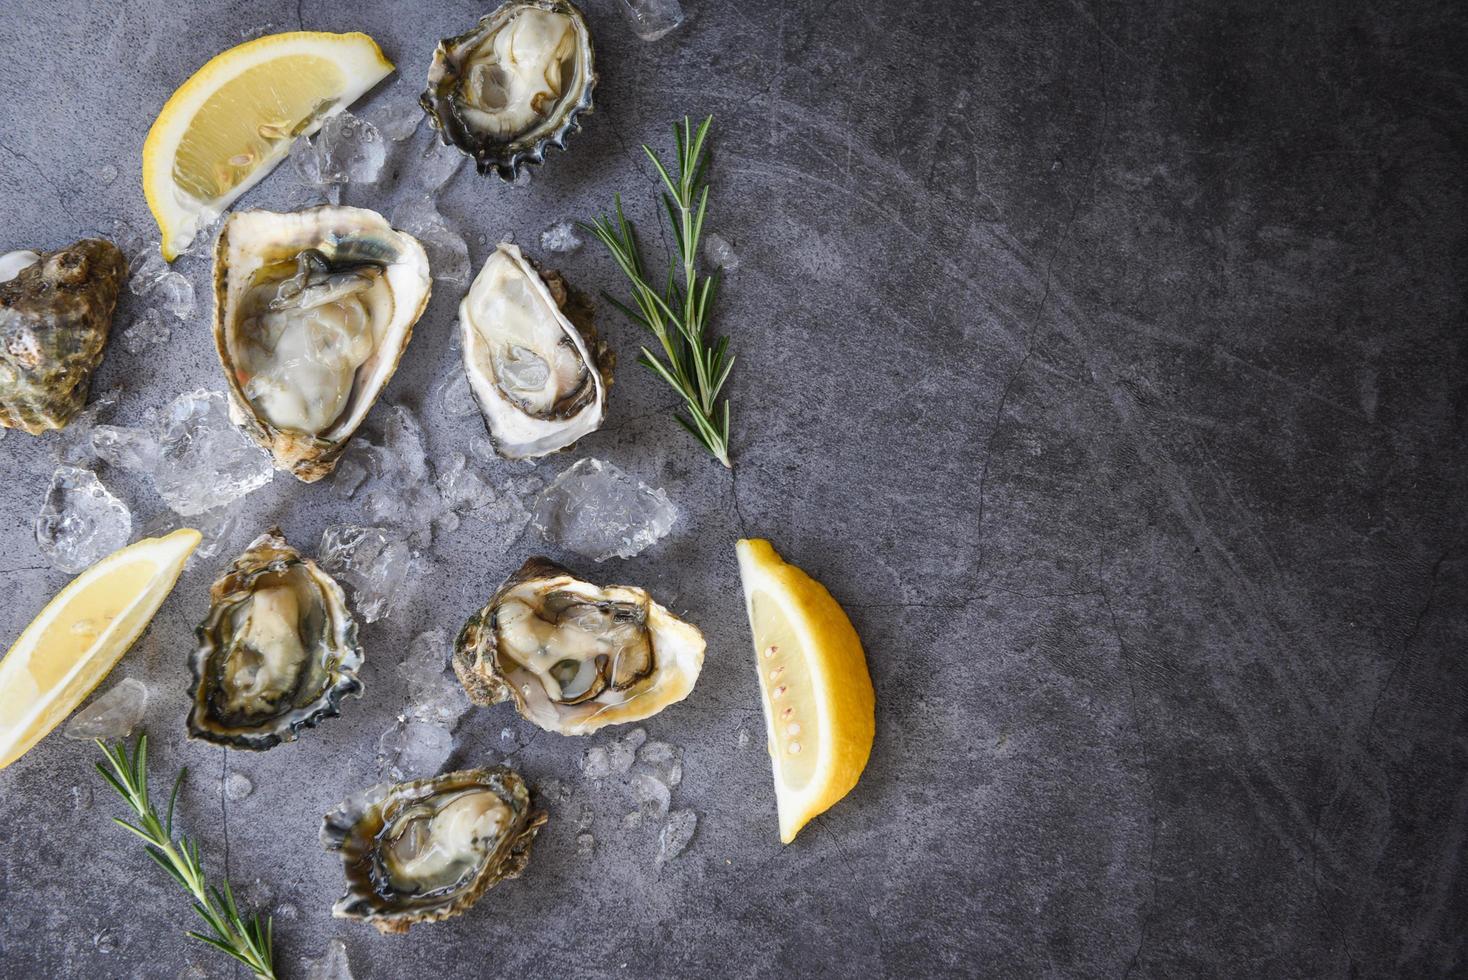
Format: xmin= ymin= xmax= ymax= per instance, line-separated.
xmin=322 ymin=767 xmax=546 ymax=934
xmin=453 ymin=557 xmax=705 ymax=735
xmin=421 ymin=0 xmax=596 ymax=179
xmin=460 ymin=243 xmax=611 ymax=459
xmin=188 ymin=529 xmax=364 ymax=750
xmin=0 ymin=240 xmax=126 ymax=434
xmin=212 ymin=207 xmax=431 ymax=482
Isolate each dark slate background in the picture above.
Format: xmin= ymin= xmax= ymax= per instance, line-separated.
xmin=1 ymin=0 xmax=1465 ymax=976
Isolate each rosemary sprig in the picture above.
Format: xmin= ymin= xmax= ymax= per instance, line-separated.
xmin=96 ymin=735 xmax=277 ymax=980
xmin=583 ymin=115 xmax=735 ymax=467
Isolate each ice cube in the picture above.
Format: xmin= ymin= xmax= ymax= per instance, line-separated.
xmin=318 ymin=524 xmax=421 ymax=623
xmin=375 ymin=100 xmax=425 ymax=142
xmin=619 ymin=0 xmax=686 ymax=41
xmin=581 ymin=745 xmax=612 ymax=779
xmin=35 ymin=466 xmax=132 ymax=573
xmin=52 ymin=389 xmax=120 ymax=466
xmin=138 ymin=506 xmax=238 ymax=560
xmin=91 ymin=423 xmax=160 ymax=472
xmin=656 ymin=809 xmax=697 ymax=864
xmin=315 ymin=111 xmax=387 ymax=185
xmin=576 ymin=832 xmax=595 ymax=857
xmin=540 ymin=220 xmax=583 ymax=254
xmin=121 ymin=310 xmax=172 ymax=354
xmin=63 ymin=677 xmax=147 ymax=740
xmin=638 ymin=741 xmax=683 ymax=788
xmin=606 ymin=727 xmax=647 ymax=774
xmin=400 ymin=629 xmax=471 ymax=727
xmin=389 ymin=196 xmax=469 ymax=285
xmin=630 ymin=770 xmax=671 ymax=818
xmin=331 ymin=456 xmax=368 ymax=498
xmin=156 ymin=272 xmax=196 ymax=320
xmin=417 ymin=135 xmax=465 ymax=194
xmin=128 ymin=248 xmax=170 ymax=296
xmin=532 ymin=458 xmax=677 ymax=561
xmin=437 ymin=453 xmax=496 ymax=513
xmin=153 ymin=391 xmax=274 ymax=515
xmin=303 ymin=938 xmax=354 ymax=980
xmin=436 ymin=370 xmax=479 ymax=419
xmin=702 ymin=231 xmax=739 ymax=270
xmin=378 ymin=717 xmax=454 ymax=780
xmin=223 ymin=772 xmax=253 ymax=802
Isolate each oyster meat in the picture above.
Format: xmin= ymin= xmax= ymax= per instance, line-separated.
xmin=454 ymin=557 xmax=705 ymax=735
xmin=460 ymin=243 xmax=610 ymax=459
xmin=213 ymin=207 xmax=431 ymax=482
xmin=189 ymin=529 xmax=364 ymax=750
xmin=0 ymin=240 xmax=126 ymax=434
xmin=421 ymin=0 xmax=596 ymax=178
xmin=322 ymin=767 xmax=546 ymax=934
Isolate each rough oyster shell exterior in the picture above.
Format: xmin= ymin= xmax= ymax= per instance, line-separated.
xmin=0 ymin=240 xmax=126 ymax=434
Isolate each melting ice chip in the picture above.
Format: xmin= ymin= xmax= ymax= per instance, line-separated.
xmin=90 ymin=390 xmax=273 ymax=516
xmin=619 ymin=0 xmax=686 ymax=41
xmin=35 ymin=466 xmax=132 ymax=573
xmin=63 ymin=678 xmax=148 ymax=741
xmin=318 ymin=524 xmax=421 ymax=623
xmin=531 ymin=458 xmax=677 ymax=561
xmin=656 ymin=809 xmax=697 ymax=864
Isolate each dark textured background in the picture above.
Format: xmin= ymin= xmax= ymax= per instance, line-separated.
xmin=1 ymin=0 xmax=1466 ymax=976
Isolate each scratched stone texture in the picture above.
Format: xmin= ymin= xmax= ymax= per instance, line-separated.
xmin=0 ymin=0 xmax=1465 ymax=977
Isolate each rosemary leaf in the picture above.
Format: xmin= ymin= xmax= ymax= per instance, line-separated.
xmin=583 ymin=115 xmax=735 ymax=468
xmin=96 ymin=735 xmax=278 ymax=980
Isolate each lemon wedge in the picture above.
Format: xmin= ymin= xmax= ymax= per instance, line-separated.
xmin=0 ymin=529 xmax=201 ymax=769
xmin=143 ymin=31 xmax=394 ymax=260
xmin=735 ymin=539 xmax=875 ymax=843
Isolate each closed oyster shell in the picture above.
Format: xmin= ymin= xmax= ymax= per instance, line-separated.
xmin=188 ymin=528 xmax=364 ymax=750
xmin=421 ymin=0 xmax=596 ymax=179
xmin=453 ymin=557 xmax=705 ymax=735
xmin=0 ymin=240 xmax=126 ymax=434
xmin=212 ymin=207 xmax=431 ymax=482
xmin=322 ymin=767 xmax=546 ymax=934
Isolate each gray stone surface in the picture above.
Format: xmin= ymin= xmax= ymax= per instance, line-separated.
xmin=1 ymin=0 xmax=1465 ymax=977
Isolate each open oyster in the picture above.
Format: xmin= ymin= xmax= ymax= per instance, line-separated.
xmin=460 ymin=243 xmax=610 ymax=459
xmin=323 ymin=767 xmax=545 ymax=934
xmin=188 ymin=529 xmax=364 ymax=750
xmin=0 ymin=240 xmax=126 ymax=434
xmin=454 ymin=558 xmax=704 ymax=735
xmin=212 ymin=207 xmax=431 ymax=482
xmin=421 ymin=0 xmax=596 ymax=179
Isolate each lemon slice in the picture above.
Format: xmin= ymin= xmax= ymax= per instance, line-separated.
xmin=143 ymin=31 xmax=394 ymax=260
xmin=0 ymin=529 xmax=201 ymax=769
xmin=735 ymin=539 xmax=875 ymax=843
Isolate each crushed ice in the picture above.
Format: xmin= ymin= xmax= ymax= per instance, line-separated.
xmin=532 ymin=458 xmax=676 ymax=561
xmin=90 ymin=390 xmax=273 ymax=516
xmin=619 ymin=0 xmax=687 ymax=41
xmin=35 ymin=466 xmax=131 ymax=573
xmin=63 ymin=678 xmax=147 ymax=741
xmin=318 ymin=524 xmax=421 ymax=624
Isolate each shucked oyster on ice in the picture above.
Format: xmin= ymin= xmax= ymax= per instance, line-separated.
xmin=0 ymin=240 xmax=126 ymax=434
xmin=460 ymin=243 xmax=611 ymax=459
xmin=188 ymin=529 xmax=364 ymax=750
xmin=322 ymin=767 xmax=546 ymax=934
xmin=454 ymin=558 xmax=705 ymax=735
xmin=212 ymin=207 xmax=431 ymax=482
xmin=421 ymin=0 xmax=596 ymax=179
